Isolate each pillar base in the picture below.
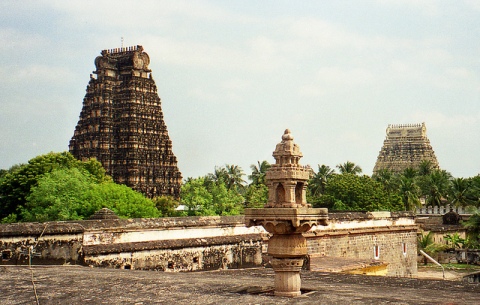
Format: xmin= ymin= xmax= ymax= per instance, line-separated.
xmin=271 ymin=258 xmax=304 ymax=297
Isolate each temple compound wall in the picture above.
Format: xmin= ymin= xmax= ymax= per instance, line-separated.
xmin=0 ymin=213 xmax=417 ymax=276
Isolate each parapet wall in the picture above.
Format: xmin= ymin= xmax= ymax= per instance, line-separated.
xmin=0 ymin=213 xmax=418 ymax=276
xmin=306 ymin=212 xmax=417 ymax=277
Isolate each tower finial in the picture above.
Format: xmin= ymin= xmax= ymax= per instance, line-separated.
xmin=121 ymin=37 xmax=124 ymax=48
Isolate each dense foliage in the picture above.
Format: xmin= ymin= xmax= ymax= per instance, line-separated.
xmin=0 ymin=152 xmax=160 ymax=222
xmin=2 ymin=152 xmax=480 ymax=229
xmin=309 ymin=161 xmax=480 ymax=212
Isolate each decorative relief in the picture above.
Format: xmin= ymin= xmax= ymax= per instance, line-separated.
xmin=373 ymin=122 xmax=439 ymax=174
xmin=69 ymin=46 xmax=182 ymax=199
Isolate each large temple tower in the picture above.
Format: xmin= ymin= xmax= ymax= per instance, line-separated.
xmin=69 ymin=45 xmax=182 ymax=199
xmin=373 ymin=122 xmax=439 ymax=174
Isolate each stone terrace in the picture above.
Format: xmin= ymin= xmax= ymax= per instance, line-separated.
xmin=1 ymin=266 xmax=478 ymax=304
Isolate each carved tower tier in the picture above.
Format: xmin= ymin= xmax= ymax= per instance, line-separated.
xmin=373 ymin=122 xmax=439 ymax=174
xmin=69 ymin=45 xmax=182 ymax=199
xmin=245 ymin=129 xmax=328 ymax=297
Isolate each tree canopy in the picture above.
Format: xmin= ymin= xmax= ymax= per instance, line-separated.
xmin=0 ymin=152 xmax=159 ymax=222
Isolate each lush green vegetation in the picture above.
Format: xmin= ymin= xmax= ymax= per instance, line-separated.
xmin=0 ymin=152 xmax=160 ymax=222
xmin=308 ymin=160 xmax=480 ymax=213
xmin=2 ymin=152 xmax=480 ymax=235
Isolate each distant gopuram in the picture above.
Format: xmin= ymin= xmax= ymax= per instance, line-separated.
xmin=373 ymin=122 xmax=439 ymax=174
xmin=69 ymin=45 xmax=182 ymax=199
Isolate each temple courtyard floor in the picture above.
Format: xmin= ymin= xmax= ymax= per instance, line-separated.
xmin=1 ymin=265 xmax=479 ymax=304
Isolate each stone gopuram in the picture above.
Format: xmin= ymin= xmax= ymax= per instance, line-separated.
xmin=69 ymin=45 xmax=182 ymax=199
xmin=373 ymin=123 xmax=439 ymax=174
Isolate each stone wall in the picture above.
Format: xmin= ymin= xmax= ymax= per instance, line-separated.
xmin=306 ymin=212 xmax=417 ymax=277
xmin=1 ymin=213 xmax=418 ymax=276
xmin=0 ymin=216 xmax=265 ymax=271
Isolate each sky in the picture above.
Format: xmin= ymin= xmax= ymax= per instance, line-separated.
xmin=1 ymin=0 xmax=479 ymax=180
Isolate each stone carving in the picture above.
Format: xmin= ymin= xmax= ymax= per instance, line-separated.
xmin=245 ymin=129 xmax=328 ymax=297
xmin=373 ymin=122 xmax=439 ymax=174
xmin=69 ymin=46 xmax=182 ymax=199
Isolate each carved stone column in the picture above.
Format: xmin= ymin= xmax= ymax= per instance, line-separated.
xmin=245 ymin=129 xmax=328 ymax=297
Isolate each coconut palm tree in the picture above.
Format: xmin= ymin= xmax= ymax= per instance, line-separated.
xmin=248 ymin=160 xmax=270 ymax=186
xmin=402 ymin=167 xmax=418 ymax=179
xmin=418 ymin=160 xmax=434 ymax=176
xmin=336 ymin=161 xmax=362 ymax=175
xmin=372 ymin=168 xmax=397 ymax=194
xmin=463 ymin=212 xmax=480 ymax=243
xmin=309 ymin=164 xmax=335 ymax=197
xmin=418 ymin=169 xmax=452 ymax=206
xmin=224 ymin=164 xmax=246 ymax=191
xmin=448 ymin=177 xmax=475 ymax=207
xmin=398 ymin=176 xmax=421 ymax=211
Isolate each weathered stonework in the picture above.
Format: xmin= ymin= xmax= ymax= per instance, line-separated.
xmin=0 ymin=214 xmax=419 ymax=276
xmin=69 ymin=45 xmax=182 ymax=198
xmin=306 ymin=212 xmax=418 ymax=277
xmin=245 ymin=129 xmax=328 ymax=297
xmin=373 ymin=123 xmax=439 ymax=174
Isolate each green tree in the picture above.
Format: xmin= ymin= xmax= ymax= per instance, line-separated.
xmin=372 ymin=168 xmax=398 ymax=194
xmin=448 ymin=178 xmax=475 ymax=207
xmin=0 ymin=152 xmax=111 ymax=221
xmin=248 ymin=161 xmax=271 ymax=186
xmin=402 ymin=167 xmax=418 ymax=179
xmin=443 ymin=233 xmax=465 ymax=250
xmin=417 ymin=232 xmax=447 ymax=265
xmin=398 ymin=176 xmax=421 ymax=211
xmin=418 ymin=160 xmax=434 ymax=176
xmin=153 ymin=196 xmax=181 ymax=217
xmin=18 ymin=166 xmax=159 ymax=222
xmin=321 ymin=174 xmax=403 ymax=211
xmin=20 ymin=168 xmax=95 ymax=222
xmin=181 ymin=177 xmax=215 ymax=216
xmin=463 ymin=212 xmax=480 ymax=243
xmin=309 ymin=164 xmax=335 ymax=197
xmin=244 ymin=183 xmax=268 ymax=208
xmin=336 ymin=161 xmax=362 ymax=175
xmin=207 ymin=164 xmax=246 ymax=192
xmin=83 ymin=182 xmax=160 ymax=219
xmin=418 ymin=169 xmax=452 ymax=206
xmin=180 ymin=177 xmax=244 ymax=216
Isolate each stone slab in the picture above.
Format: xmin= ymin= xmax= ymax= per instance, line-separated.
xmin=1 ymin=266 xmax=478 ymax=304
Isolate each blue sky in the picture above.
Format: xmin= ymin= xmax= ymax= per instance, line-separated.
xmin=1 ymin=0 xmax=479 ymax=179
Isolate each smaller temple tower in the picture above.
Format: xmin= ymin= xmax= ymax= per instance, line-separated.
xmin=373 ymin=122 xmax=439 ymax=174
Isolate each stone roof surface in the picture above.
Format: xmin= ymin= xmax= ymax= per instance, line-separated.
xmin=1 ymin=266 xmax=478 ymax=304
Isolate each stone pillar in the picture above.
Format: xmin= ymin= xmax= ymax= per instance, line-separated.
xmin=284 ymin=182 xmax=296 ymax=206
xmin=244 ymin=130 xmax=328 ymax=297
xmin=271 ymin=258 xmax=304 ymax=297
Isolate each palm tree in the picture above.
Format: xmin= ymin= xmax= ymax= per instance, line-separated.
xmin=402 ymin=167 xmax=418 ymax=179
xmin=417 ymin=232 xmax=446 ymax=265
xmin=336 ymin=161 xmax=362 ymax=175
xmin=448 ymin=178 xmax=474 ymax=207
xmin=372 ymin=169 xmax=397 ymax=194
xmin=248 ymin=161 xmax=270 ymax=186
xmin=418 ymin=169 xmax=452 ymax=206
xmin=398 ymin=176 xmax=421 ymax=211
xmin=463 ymin=212 xmax=480 ymax=243
xmin=309 ymin=164 xmax=335 ymax=197
xmin=418 ymin=160 xmax=434 ymax=176
xmin=224 ymin=164 xmax=246 ymax=191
